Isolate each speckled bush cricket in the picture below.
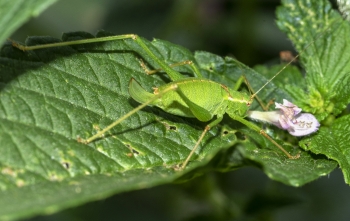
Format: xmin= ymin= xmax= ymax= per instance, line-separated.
xmin=11 ymin=33 xmax=320 ymax=170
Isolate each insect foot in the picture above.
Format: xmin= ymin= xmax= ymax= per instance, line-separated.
xmin=9 ymin=39 xmax=26 ymax=51
xmin=76 ymin=136 xmax=88 ymax=144
xmin=247 ymin=99 xmax=320 ymax=136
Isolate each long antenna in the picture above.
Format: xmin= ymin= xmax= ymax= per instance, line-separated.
xmin=250 ymin=53 xmax=300 ymax=100
xmin=249 ymin=23 xmax=336 ymax=103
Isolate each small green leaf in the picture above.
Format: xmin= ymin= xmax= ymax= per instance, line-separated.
xmin=0 ymin=0 xmax=57 ymax=46
xmin=222 ymin=127 xmax=337 ymax=186
xmin=300 ymin=115 xmax=350 ymax=184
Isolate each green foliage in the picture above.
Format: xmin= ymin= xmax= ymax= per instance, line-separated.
xmin=301 ymin=115 xmax=350 ymax=183
xmin=276 ymin=0 xmax=350 ymax=122
xmin=276 ymin=0 xmax=350 ymax=183
xmin=0 ymin=0 xmax=349 ymax=219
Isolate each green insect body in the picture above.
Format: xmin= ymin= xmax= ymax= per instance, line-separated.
xmin=127 ymin=74 xmax=297 ymax=169
xmin=129 ymin=77 xmax=250 ymax=122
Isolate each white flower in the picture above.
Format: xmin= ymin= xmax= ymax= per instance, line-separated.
xmin=247 ymin=99 xmax=320 ymax=136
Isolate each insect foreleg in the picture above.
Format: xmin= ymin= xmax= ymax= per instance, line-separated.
xmin=233 ymin=75 xmax=271 ymax=111
xmin=181 ymin=116 xmax=224 ymax=170
xmin=229 ymin=114 xmax=300 ymax=159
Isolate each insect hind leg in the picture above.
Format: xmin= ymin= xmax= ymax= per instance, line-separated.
xmin=139 ymin=59 xmax=203 ymax=78
xmin=10 ymin=33 xmax=198 ymax=81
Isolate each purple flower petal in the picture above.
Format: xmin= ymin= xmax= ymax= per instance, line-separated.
xmin=286 ymin=113 xmax=320 ymax=136
xmin=275 ymin=99 xmax=302 ymax=119
xmin=247 ymin=99 xmax=320 ymax=136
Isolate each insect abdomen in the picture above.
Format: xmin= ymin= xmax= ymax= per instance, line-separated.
xmin=156 ymin=78 xmax=229 ymax=119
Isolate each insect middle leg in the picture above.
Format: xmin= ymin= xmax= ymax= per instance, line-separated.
xmin=181 ymin=116 xmax=223 ymax=170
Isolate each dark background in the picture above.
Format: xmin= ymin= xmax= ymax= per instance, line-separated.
xmin=12 ymin=0 xmax=350 ymax=220
xmin=12 ymin=0 xmax=297 ymax=66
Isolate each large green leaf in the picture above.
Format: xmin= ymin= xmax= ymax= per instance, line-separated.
xmin=0 ymin=0 xmax=57 ymax=46
xmin=0 ymin=33 xmax=235 ymax=220
xmin=277 ymin=0 xmax=350 ymax=122
xmin=0 ymin=29 xmax=337 ymax=219
xmin=276 ymin=0 xmax=350 ymax=183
